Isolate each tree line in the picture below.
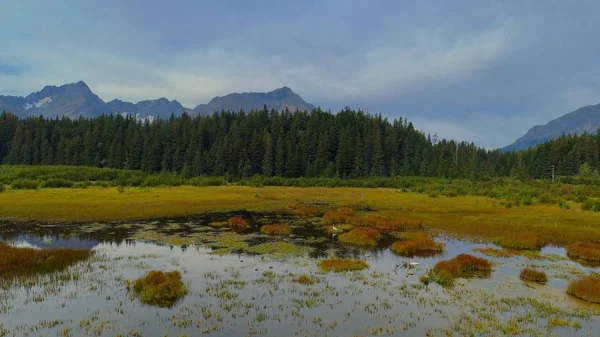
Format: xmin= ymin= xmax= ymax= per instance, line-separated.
xmin=1 ymin=107 xmax=599 ymax=180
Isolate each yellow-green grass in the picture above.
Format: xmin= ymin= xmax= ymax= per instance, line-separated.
xmin=1 ymin=186 xmax=600 ymax=246
xmin=567 ymin=276 xmax=600 ymax=304
xmin=318 ymin=258 xmax=368 ymax=272
xmin=260 ymin=224 xmax=292 ymax=235
xmin=520 ymin=268 xmax=548 ymax=283
xmin=493 ymin=234 xmax=545 ymax=250
xmin=127 ymin=270 xmax=187 ymax=307
xmin=338 ymin=227 xmax=382 ymax=246
xmin=391 ymin=237 xmax=444 ymax=255
xmin=567 ymin=242 xmax=600 ymax=262
xmin=0 ymin=241 xmax=91 ymax=280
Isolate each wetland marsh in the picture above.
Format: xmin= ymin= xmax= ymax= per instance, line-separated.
xmin=1 ymin=209 xmax=599 ymax=337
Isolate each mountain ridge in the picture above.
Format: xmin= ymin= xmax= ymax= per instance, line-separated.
xmin=503 ymin=103 xmax=600 ymax=151
xmin=0 ymin=81 xmax=316 ymax=119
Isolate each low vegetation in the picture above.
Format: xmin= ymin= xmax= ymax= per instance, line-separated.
xmin=493 ymin=234 xmax=545 ymax=250
xmin=260 ymin=224 xmax=292 ymax=235
xmin=390 ymin=237 xmax=444 ymax=256
xmin=0 ymin=242 xmax=91 ymax=280
xmin=428 ymin=254 xmax=492 ymax=286
xmin=338 ymin=227 xmax=382 ymax=246
xmin=520 ymin=268 xmax=548 ymax=283
xmin=229 ymin=217 xmax=249 ymax=230
xmin=293 ymin=274 xmax=314 ymax=285
xmin=567 ymin=242 xmax=600 ymax=261
xmin=127 ymin=270 xmax=187 ymax=307
xmin=566 ymin=275 xmax=600 ymax=304
xmin=318 ymin=258 xmax=368 ymax=272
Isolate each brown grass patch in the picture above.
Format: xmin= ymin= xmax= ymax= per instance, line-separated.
xmin=493 ymin=234 xmax=544 ymax=250
xmin=127 ymin=270 xmax=187 ymax=307
xmin=0 ymin=242 xmax=91 ymax=280
xmin=318 ymin=258 xmax=368 ymax=272
xmin=567 ymin=276 xmax=600 ymax=304
xmin=322 ymin=207 xmax=354 ymax=224
xmin=229 ymin=217 xmax=249 ymax=229
xmin=338 ymin=227 xmax=382 ymax=246
xmin=429 ymin=254 xmax=492 ymax=286
xmin=293 ymin=274 xmax=314 ymax=285
xmin=260 ymin=224 xmax=292 ymax=235
xmin=520 ymin=268 xmax=547 ymax=283
xmin=567 ymin=242 xmax=600 ymax=261
xmin=391 ymin=237 xmax=444 ymax=255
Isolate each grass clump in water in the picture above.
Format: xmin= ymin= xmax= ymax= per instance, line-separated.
xmin=229 ymin=217 xmax=249 ymax=230
xmin=520 ymin=268 xmax=548 ymax=283
xmin=391 ymin=237 xmax=444 ymax=256
xmin=260 ymin=224 xmax=292 ymax=235
xmin=428 ymin=254 xmax=492 ymax=286
xmin=338 ymin=227 xmax=381 ymax=246
xmin=0 ymin=242 xmax=91 ymax=280
xmin=293 ymin=274 xmax=314 ymax=285
xmin=567 ymin=242 xmax=600 ymax=261
xmin=318 ymin=258 xmax=368 ymax=272
xmin=128 ymin=270 xmax=187 ymax=307
xmin=322 ymin=207 xmax=354 ymax=224
xmin=208 ymin=221 xmax=229 ymax=228
xmin=567 ymin=276 xmax=600 ymax=304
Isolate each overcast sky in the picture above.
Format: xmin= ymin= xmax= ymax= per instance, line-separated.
xmin=1 ymin=1 xmax=599 ymax=148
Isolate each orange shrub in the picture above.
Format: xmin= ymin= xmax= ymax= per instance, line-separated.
xmin=567 ymin=242 xmax=600 ymax=261
xmin=260 ymin=224 xmax=292 ymax=235
xmin=430 ymin=254 xmax=492 ymax=286
xmin=318 ymin=258 xmax=368 ymax=272
xmin=567 ymin=276 xmax=600 ymax=304
xmin=391 ymin=237 xmax=444 ymax=255
xmin=520 ymin=268 xmax=547 ymax=283
xmin=338 ymin=227 xmax=382 ymax=246
xmin=293 ymin=274 xmax=314 ymax=285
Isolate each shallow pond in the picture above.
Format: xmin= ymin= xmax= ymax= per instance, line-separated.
xmin=1 ymin=215 xmax=599 ymax=337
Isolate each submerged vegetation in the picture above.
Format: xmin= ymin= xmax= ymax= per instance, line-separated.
xmin=260 ymin=224 xmax=291 ymax=235
xmin=567 ymin=276 xmax=600 ymax=304
xmin=127 ymin=270 xmax=187 ymax=307
xmin=428 ymin=254 xmax=492 ymax=286
xmin=338 ymin=227 xmax=382 ymax=246
xmin=520 ymin=268 xmax=548 ymax=283
xmin=0 ymin=241 xmax=90 ymax=280
xmin=567 ymin=242 xmax=600 ymax=262
xmin=318 ymin=258 xmax=368 ymax=272
xmin=390 ymin=237 xmax=444 ymax=256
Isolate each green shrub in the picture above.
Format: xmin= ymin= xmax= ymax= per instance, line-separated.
xmin=559 ymin=200 xmax=570 ymax=210
xmin=11 ymin=179 xmax=39 ymax=189
xmin=0 ymin=184 xmax=4 ymax=193
xmin=40 ymin=178 xmax=75 ymax=188
xmin=582 ymin=199 xmax=600 ymax=212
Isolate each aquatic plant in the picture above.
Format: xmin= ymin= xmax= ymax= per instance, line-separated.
xmin=322 ymin=207 xmax=354 ymax=224
xmin=229 ymin=217 xmax=249 ymax=229
xmin=208 ymin=221 xmax=229 ymax=228
xmin=567 ymin=242 xmax=600 ymax=261
xmin=390 ymin=237 xmax=444 ymax=255
xmin=520 ymin=268 xmax=547 ymax=283
xmin=0 ymin=242 xmax=91 ymax=280
xmin=392 ymin=231 xmax=429 ymax=241
xmin=567 ymin=275 xmax=600 ymax=304
xmin=428 ymin=254 xmax=492 ymax=286
xmin=318 ymin=258 xmax=368 ymax=272
xmin=338 ymin=227 xmax=382 ymax=246
xmin=260 ymin=224 xmax=292 ymax=235
xmin=293 ymin=274 xmax=314 ymax=285
xmin=128 ymin=270 xmax=187 ymax=307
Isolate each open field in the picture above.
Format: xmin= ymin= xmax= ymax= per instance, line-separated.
xmin=1 ymin=185 xmax=600 ymax=246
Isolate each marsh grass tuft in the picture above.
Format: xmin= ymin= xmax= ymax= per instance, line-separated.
xmin=338 ymin=227 xmax=382 ymax=246
xmin=428 ymin=254 xmax=492 ymax=286
xmin=318 ymin=258 xmax=368 ymax=272
xmin=391 ymin=237 xmax=444 ymax=256
xmin=493 ymin=234 xmax=544 ymax=250
xmin=229 ymin=217 xmax=249 ymax=230
xmin=0 ymin=242 xmax=91 ymax=280
xmin=567 ymin=276 xmax=600 ymax=304
xmin=520 ymin=268 xmax=547 ymax=283
xmin=127 ymin=270 xmax=187 ymax=307
xmin=567 ymin=242 xmax=600 ymax=261
xmin=293 ymin=274 xmax=314 ymax=285
xmin=260 ymin=224 xmax=292 ymax=235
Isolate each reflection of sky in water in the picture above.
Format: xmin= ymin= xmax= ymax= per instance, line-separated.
xmin=0 ymin=230 xmax=599 ymax=336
